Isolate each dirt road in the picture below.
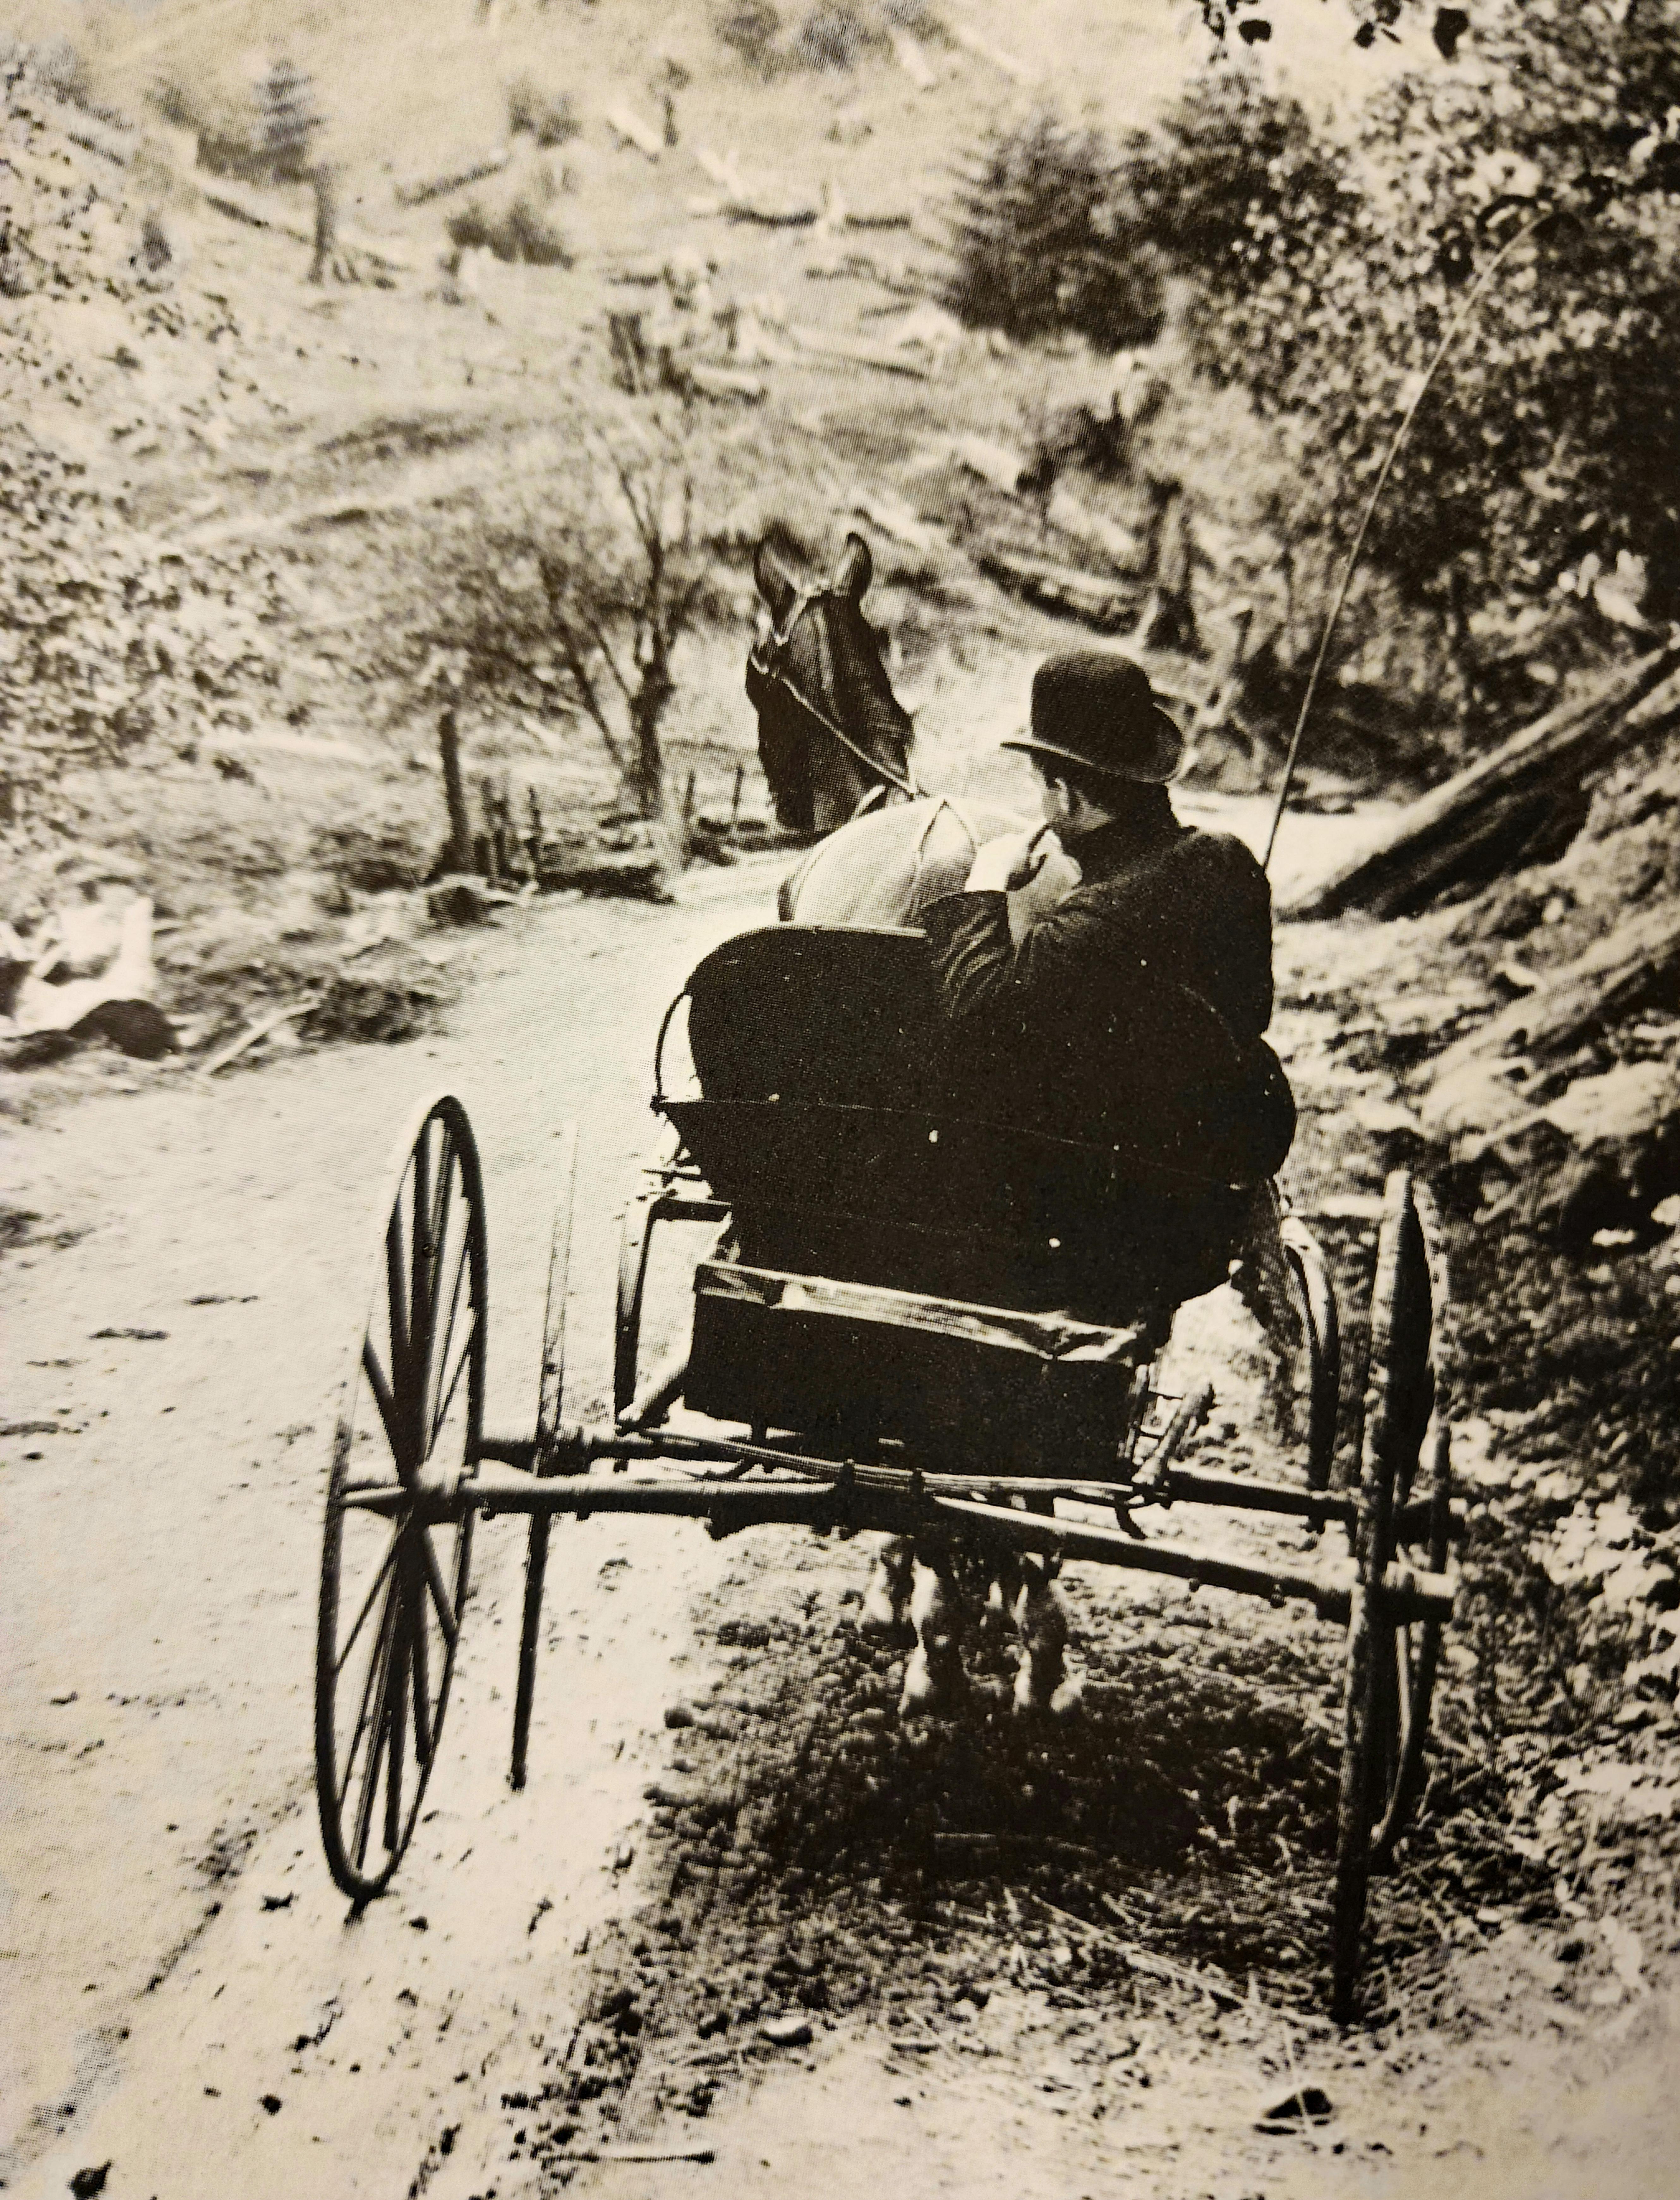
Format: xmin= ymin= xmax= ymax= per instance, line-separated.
xmin=5 ymin=821 xmax=1678 ymax=2199
xmin=2 ymin=859 xmax=787 ymax=2196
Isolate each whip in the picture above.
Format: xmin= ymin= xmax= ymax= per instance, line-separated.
xmin=1261 ymin=205 xmax=1557 ymax=873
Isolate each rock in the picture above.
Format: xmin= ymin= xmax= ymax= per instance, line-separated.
xmin=1542 ymin=1061 xmax=1677 ymax=1146
xmin=760 ymin=2014 xmax=813 ymax=2048
xmin=426 ymin=877 xmax=497 ymax=928
xmin=1256 ymin=2085 xmax=1333 ymax=2132
xmin=71 ymin=998 xmax=176 ymax=1059
xmin=69 ymin=2169 xmax=111 ymax=2199
xmin=663 ymin=1701 xmax=696 ymax=1729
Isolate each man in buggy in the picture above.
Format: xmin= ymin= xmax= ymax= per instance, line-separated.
xmin=921 ymin=648 xmax=1295 ymax=1323
xmin=859 ymin=652 xmax=1298 ymax=1704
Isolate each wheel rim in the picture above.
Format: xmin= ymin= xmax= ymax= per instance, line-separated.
xmin=1333 ymin=1170 xmax=1446 ymax=2015
xmin=1371 ymin=1181 xmax=1453 ymax=1862
xmin=316 ymin=1096 xmax=486 ymax=1900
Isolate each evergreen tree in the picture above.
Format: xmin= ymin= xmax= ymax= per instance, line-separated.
xmin=945 ymin=110 xmax=1165 ymax=352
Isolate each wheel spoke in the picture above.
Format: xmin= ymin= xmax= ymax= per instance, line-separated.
xmin=350 ymin=1585 xmax=401 ymax=1859
xmin=334 ymin=1536 xmax=400 ymax=1677
xmin=386 ymin=1205 xmax=411 ymax=1397
xmin=428 ymin=1132 xmax=457 ymax=1314
xmin=410 ymin=1126 xmax=433 ymax=1405
xmin=429 ymin=1306 xmax=477 ymax=1454
xmin=412 ymin=1585 xmax=433 ymax=1768
xmin=416 ymin=1523 xmax=460 ymax=1651
xmin=338 ymin=1569 xmax=397 ymax=1810
xmin=361 ymin=1339 xmax=405 ymax=1472
xmin=425 ymin=1232 xmax=474 ymax=1445
xmin=384 ymin=1587 xmax=409 ymax=1855
xmin=417 ymin=1149 xmax=461 ymax=1436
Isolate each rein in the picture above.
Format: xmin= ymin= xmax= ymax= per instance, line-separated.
xmin=751 ymin=588 xmax=924 ymax=803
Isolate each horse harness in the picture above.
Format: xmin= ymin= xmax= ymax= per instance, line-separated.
xmin=748 ymin=586 xmax=924 ymax=810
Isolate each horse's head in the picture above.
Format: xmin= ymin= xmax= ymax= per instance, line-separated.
xmin=747 ymin=531 xmax=917 ymax=837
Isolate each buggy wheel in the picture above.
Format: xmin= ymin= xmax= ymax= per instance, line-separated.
xmin=316 ymin=1095 xmax=486 ymax=1901
xmin=1332 ymin=1170 xmax=1447 ymax=2019
xmin=511 ymin=1122 xmax=578 ymax=1792
xmin=1281 ymin=1215 xmax=1341 ymax=1495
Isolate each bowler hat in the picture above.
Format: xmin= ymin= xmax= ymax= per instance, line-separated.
xmin=1002 ymin=650 xmax=1184 ymax=784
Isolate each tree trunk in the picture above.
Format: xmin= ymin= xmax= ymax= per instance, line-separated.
xmin=438 ymin=708 xmax=474 ymax=871
xmin=1285 ymin=648 xmax=1680 ymax=921
xmin=308 ymin=165 xmax=338 ymax=285
xmin=628 ymin=664 xmax=673 ymax=820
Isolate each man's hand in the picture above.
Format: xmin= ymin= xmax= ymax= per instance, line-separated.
xmin=965 ymin=826 xmax=1055 ymax=895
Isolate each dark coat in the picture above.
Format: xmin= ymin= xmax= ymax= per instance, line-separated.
xmin=921 ymin=812 xmax=1294 ymax=1191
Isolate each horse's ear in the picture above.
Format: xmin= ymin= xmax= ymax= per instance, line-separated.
xmin=754 ymin=538 xmax=798 ymax=626
xmin=834 ymin=531 xmax=873 ymax=601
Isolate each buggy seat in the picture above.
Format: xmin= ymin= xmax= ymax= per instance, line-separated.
xmin=657 ymin=928 xmax=1276 ymax=1471
xmin=661 ymin=926 xmax=1271 ymax=1298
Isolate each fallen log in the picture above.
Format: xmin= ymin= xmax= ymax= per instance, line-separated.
xmin=604 ymin=101 xmax=662 ymax=160
xmin=684 ymin=360 xmax=768 ymax=403
xmin=952 ymin=432 xmax=1031 ymax=494
xmin=975 ymin=544 xmax=1144 ymax=632
xmin=1424 ymin=896 xmax=1680 ymax=1101
xmin=784 ymin=323 xmax=929 ymax=378
xmin=199 ymin=178 xmax=413 ymax=271
xmin=1286 ymin=647 xmax=1680 ymax=920
xmin=891 ymin=29 xmax=938 ymax=90
xmin=394 ymin=145 xmax=510 ymax=206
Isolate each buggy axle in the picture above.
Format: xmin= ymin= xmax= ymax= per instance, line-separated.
xmin=341 ymin=1450 xmax=1456 ymax=1626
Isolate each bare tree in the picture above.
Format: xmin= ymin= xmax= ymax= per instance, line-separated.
xmin=405 ymin=404 xmax=722 ymax=876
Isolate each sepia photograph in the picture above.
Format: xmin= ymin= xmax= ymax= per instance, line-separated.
xmin=3 ymin=1 xmax=1679 ymax=2192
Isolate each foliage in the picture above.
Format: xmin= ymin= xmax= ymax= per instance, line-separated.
xmin=1124 ymin=70 xmax=1357 ymax=288
xmin=1194 ymin=0 xmax=1446 ymax=47
xmin=505 ymin=73 xmax=579 ymax=148
xmin=1139 ymin=4 xmax=1680 ymax=713
xmin=0 ymin=65 xmax=287 ymax=801
xmin=790 ymin=5 xmax=887 ymax=70
xmin=254 ymin=55 xmax=321 ymax=182
xmin=446 ymin=190 xmax=571 ymax=267
xmin=714 ymin=0 xmax=784 ymax=76
xmin=946 ymin=108 xmax=1166 ymax=353
xmin=880 ymin=0 xmax=947 ymax=35
xmin=404 ymin=405 xmax=724 ymax=820
xmin=146 ymin=67 xmax=271 ymax=182
xmin=1 ymin=431 xmax=287 ymax=801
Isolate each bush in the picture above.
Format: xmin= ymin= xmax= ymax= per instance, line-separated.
xmin=946 ymin=109 xmax=1166 ymax=352
xmin=447 ymin=193 xmax=571 ymax=266
xmin=881 ymin=0 xmax=947 ymax=34
xmin=1139 ymin=11 xmax=1680 ymax=686
xmin=791 ymin=5 xmax=886 ymax=70
xmin=506 ymin=74 xmax=579 ymax=148
xmin=1124 ymin=70 xmax=1352 ymax=290
xmin=146 ymin=70 xmax=271 ymax=182
xmin=308 ymin=821 xmax=428 ymax=894
xmin=715 ymin=0 xmax=783 ymax=75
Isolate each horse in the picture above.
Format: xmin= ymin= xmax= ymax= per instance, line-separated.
xmin=749 ymin=530 xmax=1079 ymax=933
xmin=745 ymin=529 xmax=1087 ymax=1718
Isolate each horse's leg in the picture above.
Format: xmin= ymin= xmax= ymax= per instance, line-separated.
xmin=1012 ymin=1557 xmax=1083 ymax=1720
xmin=860 ymin=1533 xmax=915 ymax=1642
xmin=899 ymin=1551 xmax=970 ymax=1718
xmin=1230 ymin=1182 xmax=1302 ymax=1444
xmin=979 ymin=1549 xmax=1025 ymax=1644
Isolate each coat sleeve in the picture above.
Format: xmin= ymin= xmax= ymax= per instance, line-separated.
xmin=920 ymin=888 xmax=1109 ymax=1028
